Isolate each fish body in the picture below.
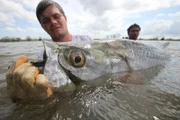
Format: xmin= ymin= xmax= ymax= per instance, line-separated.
xmin=43 ymin=39 xmax=169 ymax=90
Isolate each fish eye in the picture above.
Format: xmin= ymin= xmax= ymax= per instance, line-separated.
xmin=69 ymin=50 xmax=86 ymax=67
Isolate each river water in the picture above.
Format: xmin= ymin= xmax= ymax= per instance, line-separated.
xmin=0 ymin=41 xmax=179 ymax=120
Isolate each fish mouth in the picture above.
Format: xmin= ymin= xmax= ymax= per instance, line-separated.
xmin=31 ymin=60 xmax=46 ymax=74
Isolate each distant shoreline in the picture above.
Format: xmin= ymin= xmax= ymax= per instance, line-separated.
xmin=0 ymin=40 xmax=41 ymax=42
xmin=0 ymin=39 xmax=180 ymax=42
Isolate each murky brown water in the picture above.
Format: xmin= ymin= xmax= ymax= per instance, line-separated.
xmin=0 ymin=41 xmax=180 ymax=120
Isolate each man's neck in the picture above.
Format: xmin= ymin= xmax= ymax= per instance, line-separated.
xmin=53 ymin=32 xmax=72 ymax=42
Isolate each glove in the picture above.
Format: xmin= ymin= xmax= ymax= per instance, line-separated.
xmin=6 ymin=56 xmax=53 ymax=102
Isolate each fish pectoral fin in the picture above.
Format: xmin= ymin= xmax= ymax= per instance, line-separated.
xmin=119 ymin=72 xmax=144 ymax=85
xmin=123 ymin=56 xmax=133 ymax=72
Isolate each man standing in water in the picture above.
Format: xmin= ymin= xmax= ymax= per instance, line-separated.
xmin=6 ymin=0 xmax=92 ymax=102
xmin=127 ymin=23 xmax=141 ymax=40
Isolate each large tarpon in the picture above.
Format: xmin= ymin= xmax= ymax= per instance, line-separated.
xmin=41 ymin=39 xmax=169 ymax=91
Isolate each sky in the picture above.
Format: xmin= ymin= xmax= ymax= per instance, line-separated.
xmin=0 ymin=0 xmax=180 ymax=40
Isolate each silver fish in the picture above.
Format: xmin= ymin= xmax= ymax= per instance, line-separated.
xmin=42 ymin=39 xmax=169 ymax=91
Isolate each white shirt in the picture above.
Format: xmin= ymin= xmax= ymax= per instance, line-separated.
xmin=37 ymin=35 xmax=93 ymax=60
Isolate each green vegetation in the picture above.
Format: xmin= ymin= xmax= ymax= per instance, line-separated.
xmin=94 ymin=37 xmax=180 ymax=41
xmin=138 ymin=37 xmax=180 ymax=41
xmin=96 ymin=34 xmax=180 ymax=41
xmin=0 ymin=36 xmax=180 ymax=42
xmin=0 ymin=36 xmax=42 ymax=42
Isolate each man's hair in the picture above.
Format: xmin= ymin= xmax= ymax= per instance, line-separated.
xmin=127 ymin=23 xmax=141 ymax=33
xmin=36 ymin=0 xmax=65 ymax=23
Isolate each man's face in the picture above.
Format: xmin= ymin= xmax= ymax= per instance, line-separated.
xmin=128 ymin=27 xmax=140 ymax=40
xmin=40 ymin=5 xmax=68 ymax=42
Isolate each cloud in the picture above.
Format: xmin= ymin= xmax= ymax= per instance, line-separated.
xmin=2 ymin=26 xmax=49 ymax=39
xmin=13 ymin=0 xmax=68 ymax=10
xmin=139 ymin=10 xmax=180 ymax=38
xmin=0 ymin=0 xmax=180 ymax=39
xmin=114 ymin=0 xmax=180 ymax=13
xmin=78 ymin=0 xmax=114 ymax=16
xmin=75 ymin=0 xmax=180 ymax=39
xmin=78 ymin=0 xmax=180 ymax=16
xmin=0 ymin=0 xmax=37 ymax=25
xmin=0 ymin=12 xmax=15 ymax=26
xmin=167 ymin=11 xmax=180 ymax=37
xmin=142 ymin=19 xmax=172 ymax=37
xmin=4 ymin=27 xmax=27 ymax=32
xmin=13 ymin=0 xmax=40 ymax=10
xmin=156 ymin=14 xmax=165 ymax=17
xmin=3 ymin=27 xmax=41 ymax=33
xmin=168 ymin=11 xmax=180 ymax=18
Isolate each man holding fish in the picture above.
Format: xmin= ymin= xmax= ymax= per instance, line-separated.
xmin=6 ymin=0 xmax=169 ymax=103
xmin=6 ymin=0 xmax=92 ymax=102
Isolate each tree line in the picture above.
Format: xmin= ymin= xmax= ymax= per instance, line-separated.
xmin=0 ymin=35 xmax=180 ymax=42
xmin=0 ymin=36 xmax=42 ymax=42
xmin=95 ymin=33 xmax=180 ymax=41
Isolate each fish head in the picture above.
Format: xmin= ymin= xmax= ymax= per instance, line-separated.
xmin=43 ymin=40 xmax=115 ymax=90
xmin=58 ymin=46 xmax=107 ymax=81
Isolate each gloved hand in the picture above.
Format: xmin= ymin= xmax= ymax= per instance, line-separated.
xmin=6 ymin=56 xmax=53 ymax=102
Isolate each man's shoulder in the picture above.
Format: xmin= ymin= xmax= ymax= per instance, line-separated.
xmin=72 ymin=35 xmax=93 ymax=42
